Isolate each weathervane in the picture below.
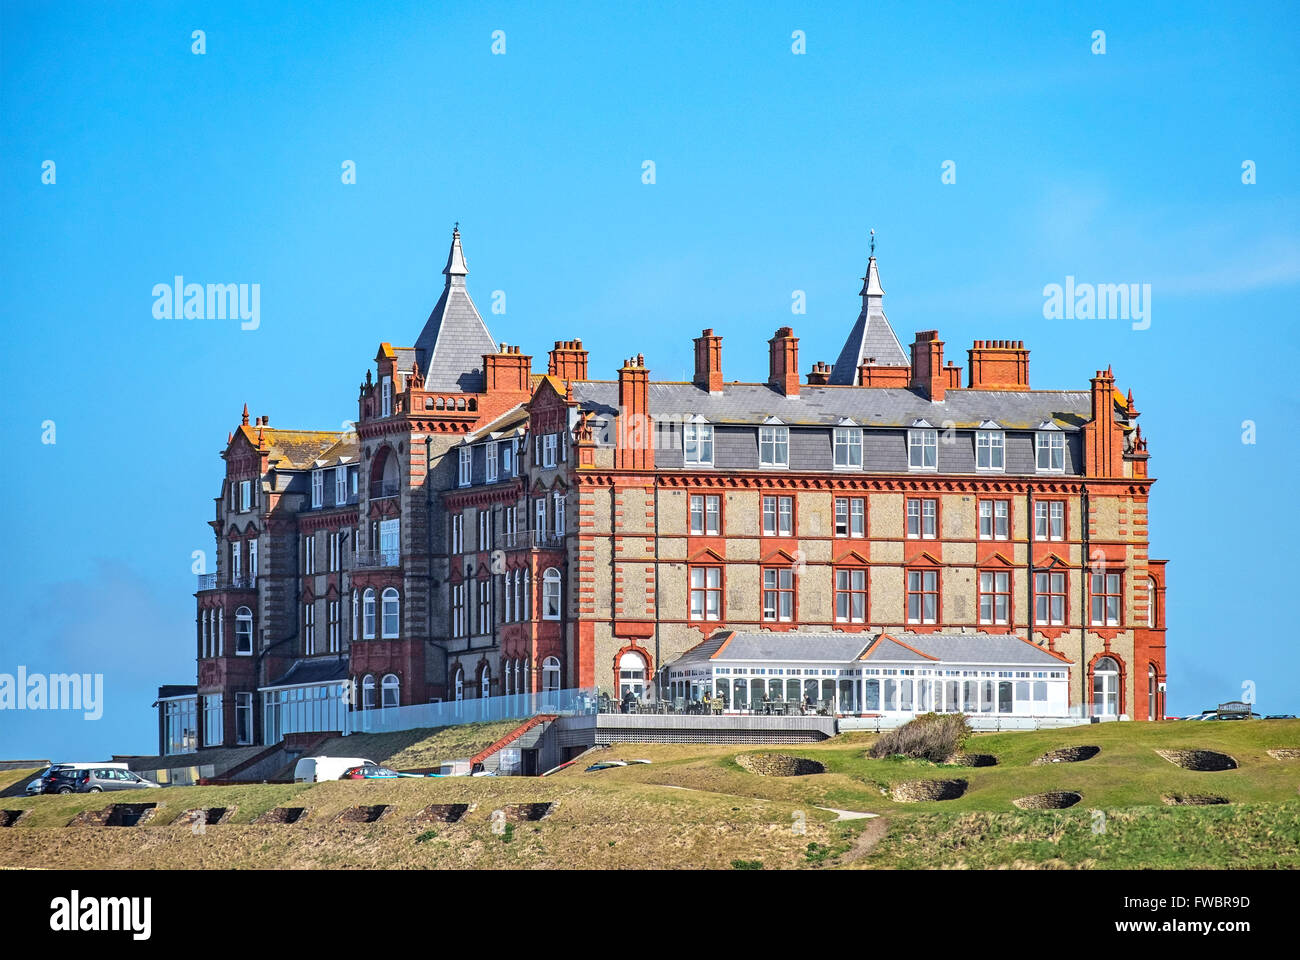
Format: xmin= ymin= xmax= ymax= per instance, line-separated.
xmin=869 ymin=228 xmax=876 ymax=256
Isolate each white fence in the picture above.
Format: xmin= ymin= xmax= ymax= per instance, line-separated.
xmin=343 ymin=687 xmax=599 ymax=736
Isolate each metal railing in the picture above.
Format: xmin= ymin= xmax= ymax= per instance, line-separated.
xmin=196 ymin=573 xmax=256 ymax=591
xmin=354 ymin=548 xmax=401 ymax=568
xmin=496 ymin=528 xmax=566 ymax=550
xmin=370 ymin=481 xmax=400 ymax=499
xmin=345 ymin=686 xmax=598 ymax=736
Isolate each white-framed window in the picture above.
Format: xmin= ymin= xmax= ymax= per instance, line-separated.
xmin=762 ymin=567 xmax=795 ymax=622
xmin=833 ymin=426 xmax=863 ymax=469
xmin=335 ymin=465 xmax=347 ymax=504
xmin=759 ymin=425 xmax=789 ymax=468
xmin=908 ymin=428 xmax=938 ymax=470
xmin=303 ymin=602 xmax=315 ymax=655
xmin=619 ymin=651 xmax=647 ymax=700
xmin=382 ymin=673 xmax=400 ymax=708
xmin=451 ymin=513 xmax=464 ymax=554
xmin=542 ymin=567 xmax=562 ymax=620
xmin=834 ymin=497 xmax=865 ymax=537
xmin=234 ymin=692 xmax=253 ymax=745
xmin=203 ymin=694 xmax=223 ymax=746
xmin=248 ymin=539 xmax=258 ymax=580
xmin=906 ymin=569 xmax=938 ymax=624
xmin=349 ymin=467 xmax=358 ymax=499
xmin=834 ymin=568 xmax=867 ymax=623
xmin=1147 ymin=576 xmax=1158 ymax=628
xmin=241 ymin=479 xmax=252 ymax=511
xmin=683 ymin=421 xmax=713 ymax=466
xmin=328 ymin=599 xmax=340 ymax=653
xmin=1090 ymin=571 xmax=1122 ymax=627
xmin=1092 ymin=656 xmax=1120 ymax=717
xmin=1034 ymin=501 xmax=1065 ymax=541
xmin=486 ymin=443 xmax=498 ymax=482
xmin=362 ymin=588 xmax=376 ymax=638
xmin=381 ymin=587 xmax=399 ymax=638
xmin=761 ymin=495 xmax=793 ymax=536
xmin=351 ymin=590 xmax=359 ymax=641
xmin=304 ymin=534 xmax=316 ymax=574
xmin=478 ymin=510 xmax=491 ymax=551
xmin=379 ymin=518 xmax=399 ymax=566
xmin=534 ymin=497 xmax=547 ymax=543
xmin=311 ymin=469 xmax=324 ymax=508
xmin=906 ymin=498 xmax=937 ymax=539
xmin=235 ymin=605 xmax=253 ymax=656
xmin=553 ymin=491 xmax=565 ymax=537
xmin=689 ymin=494 xmax=720 ymax=535
xmin=453 ymin=667 xmax=464 ymax=702
xmin=542 ymin=433 xmax=558 ymax=468
xmin=216 ymin=608 xmax=223 ymax=656
xmin=1036 ymin=429 xmax=1065 ymax=473
xmin=976 ymin=429 xmax=1005 ymax=471
xmin=328 ymin=532 xmax=339 ymax=571
xmin=502 ymin=440 xmax=514 ymax=476
xmin=451 ymin=583 xmax=467 ymax=637
xmin=228 ymin=480 xmax=236 ymax=512
xmin=476 ymin=579 xmax=492 ymax=634
xmin=231 ymin=541 xmax=242 ymax=582
xmin=978 ymin=570 xmax=1011 ymax=625
xmin=542 ymin=656 xmax=561 ymax=693
xmin=504 ymin=505 xmax=518 ymax=547
xmin=362 ymin=674 xmax=376 ymax=709
xmin=689 ymin=566 xmax=722 ymax=621
xmin=978 ymin=500 xmax=1010 ymax=540
xmin=1035 ymin=571 xmax=1066 ymax=626
xmin=458 ymin=447 xmax=471 ymax=487
xmin=380 ymin=376 xmax=392 ymax=417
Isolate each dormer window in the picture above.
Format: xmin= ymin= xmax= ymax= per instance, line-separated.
xmin=458 ymin=447 xmax=471 ymax=487
xmin=500 ymin=440 xmax=513 ymax=477
xmin=907 ymin=422 xmax=938 ymax=471
xmin=380 ymin=376 xmax=392 ymax=417
xmin=486 ymin=443 xmax=498 ymax=483
xmin=311 ymin=469 xmax=324 ymax=508
xmin=240 ymin=479 xmax=252 ymax=512
xmin=334 ymin=466 xmax=347 ymax=504
xmin=1035 ymin=424 xmax=1065 ymax=473
xmin=683 ymin=419 xmax=713 ymax=467
xmin=975 ymin=423 xmax=1005 ymax=472
xmin=759 ymin=422 xmax=789 ymax=468
xmin=833 ymin=423 xmax=863 ymax=469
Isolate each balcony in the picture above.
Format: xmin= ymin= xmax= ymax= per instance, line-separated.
xmin=496 ymin=529 xmax=566 ymax=551
xmin=354 ymin=548 xmax=401 ymax=568
xmin=370 ymin=481 xmax=401 ymax=500
xmin=196 ymin=574 xmax=257 ymax=591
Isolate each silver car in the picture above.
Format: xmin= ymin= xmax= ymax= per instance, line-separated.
xmin=73 ymin=768 xmax=160 ymax=793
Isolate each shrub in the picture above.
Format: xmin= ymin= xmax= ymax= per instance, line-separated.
xmin=731 ymin=859 xmax=764 ymax=870
xmin=869 ymin=712 xmax=972 ymax=763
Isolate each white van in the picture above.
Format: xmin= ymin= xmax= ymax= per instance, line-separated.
xmin=26 ymin=761 xmax=130 ymax=795
xmin=293 ymin=756 xmax=375 ymax=783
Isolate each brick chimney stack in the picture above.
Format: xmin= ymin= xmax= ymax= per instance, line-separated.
xmin=768 ymin=327 xmax=800 ymax=397
xmin=967 ymin=340 xmax=1030 ymax=390
xmin=1083 ymin=366 xmax=1124 ymax=478
xmin=806 ymin=361 xmax=833 ymax=385
xmin=548 ymin=339 xmax=588 ymax=382
xmin=910 ymin=331 xmax=946 ymax=402
xmin=484 ymin=343 xmax=532 ymax=393
xmin=693 ymin=328 xmax=724 ymax=393
xmin=616 ymin=354 xmax=654 ymax=470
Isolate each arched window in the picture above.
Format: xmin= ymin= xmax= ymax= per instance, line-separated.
xmin=381 ymin=587 xmax=400 ymax=638
xmin=351 ymin=590 xmax=359 ymax=642
xmin=362 ymin=588 xmax=376 ymax=639
xmin=234 ymin=606 xmax=253 ymax=655
xmin=504 ymin=660 xmax=513 ymax=696
xmin=480 ymin=665 xmax=491 ymax=699
xmin=542 ymin=656 xmax=561 ymax=692
xmin=370 ymin=446 xmax=400 ymax=499
xmin=1092 ymin=656 xmax=1120 ymax=717
xmin=1148 ymin=664 xmax=1158 ymax=721
xmin=454 ymin=667 xmax=464 ymax=702
xmin=542 ymin=567 xmax=562 ymax=621
xmin=382 ymin=673 xmax=400 ymax=708
xmin=619 ymin=651 xmax=647 ymax=700
xmin=362 ymin=674 xmax=376 ymax=710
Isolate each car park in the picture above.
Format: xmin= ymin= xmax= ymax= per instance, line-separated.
xmin=293 ymin=756 xmax=377 ymax=783
xmin=29 ymin=762 xmax=131 ymax=795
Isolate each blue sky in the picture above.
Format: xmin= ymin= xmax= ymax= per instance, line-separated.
xmin=1 ymin=1 xmax=1297 ymax=757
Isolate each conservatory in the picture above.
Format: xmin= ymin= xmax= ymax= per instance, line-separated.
xmin=660 ymin=630 xmax=1071 ymax=718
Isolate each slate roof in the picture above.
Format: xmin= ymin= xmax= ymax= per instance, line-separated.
xmin=570 ymin=381 xmax=1093 ymax=430
xmin=266 ymin=657 xmax=351 ymax=688
xmin=413 ymin=228 xmax=498 ymax=393
xmin=234 ymin=425 xmax=347 ymax=469
xmin=830 ymin=256 xmax=910 ymax=382
xmin=663 ymin=630 xmax=1071 ymax=670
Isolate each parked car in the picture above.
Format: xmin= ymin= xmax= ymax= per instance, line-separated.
xmin=293 ymin=756 xmax=376 ymax=783
xmin=340 ymin=765 xmax=416 ymax=780
xmin=74 ymin=769 xmax=159 ymax=793
xmin=30 ymin=762 xmax=130 ymax=795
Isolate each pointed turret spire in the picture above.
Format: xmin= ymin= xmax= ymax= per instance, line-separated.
xmin=830 ymin=238 xmax=908 ymax=383
xmin=414 ymin=224 xmax=499 ymax=392
xmin=241 ymin=403 xmax=249 ymax=426
xmin=443 ymin=223 xmax=469 ymax=280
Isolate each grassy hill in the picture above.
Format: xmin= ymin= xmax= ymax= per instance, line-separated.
xmin=0 ymin=720 xmax=1295 ymax=870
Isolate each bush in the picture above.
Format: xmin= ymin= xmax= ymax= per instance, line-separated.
xmin=869 ymin=713 xmax=972 ymax=763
